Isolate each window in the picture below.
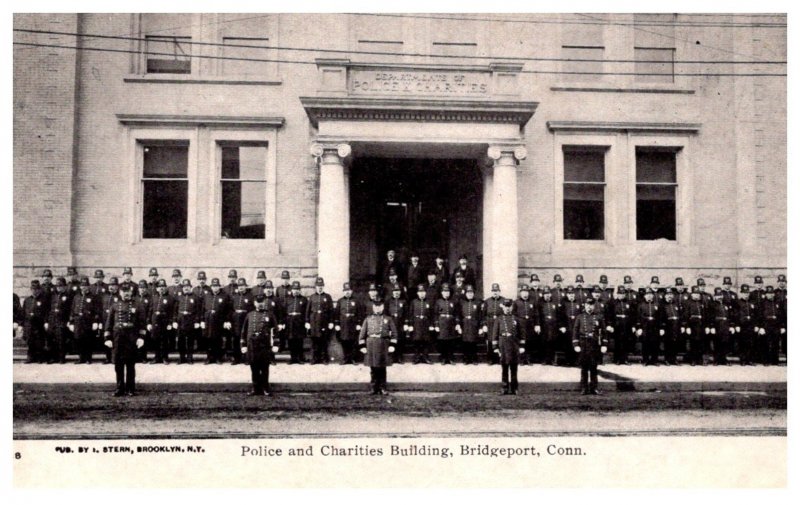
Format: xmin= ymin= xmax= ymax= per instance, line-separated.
xmin=561 ymin=46 xmax=604 ymax=81
xmin=222 ymin=37 xmax=273 ymax=75
xmin=563 ymin=146 xmax=606 ymax=240
xmin=141 ymin=142 xmax=189 ymax=239
xmin=634 ymin=47 xmax=675 ymax=83
xmin=140 ymin=14 xmax=192 ymax=74
xmin=220 ymin=143 xmax=267 ymax=239
xmin=636 ymin=147 xmax=678 ymax=240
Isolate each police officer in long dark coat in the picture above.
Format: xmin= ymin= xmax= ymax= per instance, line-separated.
xmin=104 ymin=284 xmax=146 ymax=396
xmin=22 ymin=280 xmax=48 ymax=363
xmin=386 ymin=283 xmax=409 ymax=363
xmin=491 ymin=299 xmax=524 ymax=395
xmin=173 ymin=279 xmax=201 ymax=364
xmin=433 ymin=283 xmax=459 ymax=364
xmin=710 ymin=287 xmax=734 ymax=365
xmin=512 ymin=284 xmax=537 ymax=365
xmin=335 ymin=282 xmax=363 ymax=365
xmin=69 ymin=277 xmax=99 ymax=364
xmin=306 ymin=277 xmax=334 ymax=364
xmin=457 ymin=285 xmax=483 ymax=364
xmin=684 ymin=286 xmax=708 ymax=365
xmin=562 ymin=287 xmax=582 ymax=366
xmin=229 ymin=278 xmax=253 ymax=365
xmin=661 ymin=289 xmax=682 ymax=365
xmin=572 ymin=299 xmax=607 ymax=395
xmin=636 ymin=288 xmax=662 ymax=366
xmin=759 ymin=286 xmax=782 ymax=365
xmin=610 ymin=286 xmax=633 ymax=364
xmin=734 ymin=284 xmax=757 ymax=366
xmin=775 ymin=274 xmax=787 ymax=359
xmin=99 ymin=277 xmax=122 ymax=364
xmin=538 ymin=288 xmax=561 ymax=366
xmin=203 ymin=278 xmax=232 ymax=364
xmin=359 ymin=298 xmax=398 ymax=395
xmin=91 ymin=269 xmax=108 ymax=298
xmin=409 ymin=284 xmax=433 ymax=364
xmin=284 ymin=281 xmax=308 ymax=364
xmin=241 ymin=294 xmax=278 ymax=396
xmin=46 ymin=277 xmax=71 ymax=363
xmin=482 ymin=283 xmax=506 ymax=364
xmin=148 ymin=279 xmax=174 ymax=364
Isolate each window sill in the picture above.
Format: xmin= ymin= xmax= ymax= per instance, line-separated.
xmin=124 ymin=74 xmax=283 ymax=85
xmin=550 ymin=83 xmax=694 ymax=94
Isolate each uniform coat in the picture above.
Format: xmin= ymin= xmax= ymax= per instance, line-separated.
xmin=490 ymin=314 xmax=523 ymax=365
xmin=104 ymin=298 xmax=146 ymax=362
xmin=335 ymin=295 xmax=363 ymax=341
xmin=22 ymin=291 xmax=48 ymax=361
xmin=284 ymin=294 xmax=308 ymax=340
xmin=358 ymin=314 xmax=398 ymax=367
xmin=434 ymin=297 xmax=458 ymax=340
xmin=458 ymin=297 xmax=483 ymax=343
xmin=306 ymin=292 xmax=334 ymax=337
xmin=240 ymin=308 xmax=276 ymax=364
xmin=409 ymin=298 xmax=433 ymax=342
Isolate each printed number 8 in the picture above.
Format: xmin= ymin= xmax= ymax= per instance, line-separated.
xmin=15 ymin=452 xmax=21 ymax=459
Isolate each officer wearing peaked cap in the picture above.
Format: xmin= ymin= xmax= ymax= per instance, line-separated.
xmin=358 ymin=297 xmax=399 ymax=395
xmin=598 ymin=275 xmax=613 ymax=303
xmin=67 ymin=267 xmax=81 ymax=302
xmin=610 ymin=285 xmax=634 ymax=364
xmin=574 ymin=275 xmax=588 ymax=305
xmin=146 ymin=268 xmax=160 ymax=298
xmin=241 ymin=293 xmax=278 ymax=396
xmin=491 ymin=298 xmax=524 ymax=395
xmin=550 ymin=275 xmax=565 ymax=305
xmin=229 ymin=278 xmax=254 ymax=364
xmin=409 ymin=283 xmax=433 ymax=364
xmin=173 ymin=278 xmax=201 ymax=364
xmin=482 ymin=283 xmax=506 ymax=365
xmin=223 ymin=270 xmax=239 ymax=297
xmin=148 ymin=278 xmax=174 ymax=364
xmin=40 ymin=269 xmax=54 ymax=305
xmin=636 ymin=288 xmax=661 ymax=366
xmin=285 ymin=280 xmax=308 ymax=363
xmin=91 ymin=269 xmax=108 ymax=297
xmin=276 ymin=270 xmax=292 ymax=305
xmin=202 ymin=278 xmax=232 ymax=364
xmin=674 ymin=277 xmax=690 ymax=311
xmin=434 ymin=282 xmax=458 ymax=364
xmin=104 ymin=282 xmax=147 ymax=396
xmin=513 ymin=283 xmax=537 ymax=365
xmin=537 ymin=286 xmax=560 ymax=366
xmin=386 ymin=283 xmax=409 ymax=363
xmin=335 ymin=282 xmax=364 ymax=365
xmin=22 ymin=279 xmax=48 ymax=363
xmin=306 ymin=277 xmax=334 ymax=364
xmin=458 ymin=284 xmax=484 ymax=364
xmin=46 ymin=277 xmax=71 ymax=363
xmin=572 ymin=298 xmax=607 ymax=395
xmin=70 ymin=276 xmax=99 ymax=364
xmin=99 ymin=277 xmax=122 ymax=363
xmin=252 ymin=270 xmax=269 ymax=297
xmin=528 ymin=274 xmax=544 ymax=306
xmin=734 ymin=284 xmax=757 ymax=366
xmin=192 ymin=271 xmax=212 ymax=352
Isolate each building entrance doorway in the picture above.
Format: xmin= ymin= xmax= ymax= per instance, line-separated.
xmin=349 ymin=157 xmax=483 ymax=292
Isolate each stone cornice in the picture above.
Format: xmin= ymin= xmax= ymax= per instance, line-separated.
xmin=300 ymin=96 xmax=538 ymax=127
xmin=116 ymin=114 xmax=285 ymax=128
xmin=547 ymin=121 xmax=701 ymax=134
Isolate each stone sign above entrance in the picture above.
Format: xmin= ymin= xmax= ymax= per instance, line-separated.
xmin=349 ymin=69 xmax=490 ymax=97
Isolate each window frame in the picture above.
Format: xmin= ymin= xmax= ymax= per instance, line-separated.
xmin=217 ymin=141 xmax=269 ymax=241
xmin=562 ymin=146 xmax=608 ymax=241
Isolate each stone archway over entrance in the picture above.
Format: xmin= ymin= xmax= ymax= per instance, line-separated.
xmin=301 ymin=60 xmax=537 ymax=297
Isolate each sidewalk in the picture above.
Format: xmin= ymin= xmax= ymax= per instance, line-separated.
xmin=13 ymin=362 xmax=787 ymax=392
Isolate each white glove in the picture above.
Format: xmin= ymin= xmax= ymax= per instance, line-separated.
xmin=601 ymin=345 xmax=608 ymax=353
xmin=559 ymin=327 xmax=566 ymax=334
xmin=360 ymin=347 xmax=367 ymax=354
xmin=278 ymin=324 xmax=285 ymax=330
xmin=680 ymin=327 xmax=686 ymax=334
xmin=328 ymin=323 xmax=334 ymax=330
xmin=223 ymin=322 xmax=232 ymax=330
xmin=478 ymin=328 xmax=484 ymax=335
xmin=686 ymin=328 xmax=692 ymax=335
xmin=389 ymin=346 xmax=395 ymax=353
xmin=735 ymin=326 xmax=740 ymax=333
xmin=705 ymin=328 xmax=710 ymax=335
xmin=193 ymin=323 xmax=200 ymax=329
xmin=172 ymin=322 xmax=178 ymax=328
xmin=44 ymin=322 xmax=49 ymax=330
xmin=304 ymin=322 xmax=311 ymax=329
xmin=730 ymin=327 xmax=736 ymax=334
xmin=574 ymin=346 xmax=581 ymax=353
xmin=636 ymin=329 xmax=643 ymax=337
xmin=13 ymin=322 xmax=18 ymax=330
xmin=780 ymin=328 xmax=786 ymax=334
xmin=67 ymin=323 xmax=74 ymax=332
xmin=759 ymin=328 xmax=766 ymax=336
xmin=147 ymin=324 xmax=153 ymax=331
xmin=241 ymin=347 xmax=248 ymax=354
xmin=710 ymin=328 xmax=716 ymax=335
xmin=136 ymin=338 xmax=144 ymax=348
xmin=493 ymin=348 xmax=500 ymax=354
xmin=519 ymin=348 xmax=525 ymax=353
xmin=92 ymin=322 xmax=99 ymax=331
xmin=428 ymin=326 xmax=435 ymax=331
xmin=631 ymin=327 xmax=636 ymax=334
xmin=659 ymin=329 xmax=665 ymax=336
xmin=200 ymin=322 xmax=206 ymax=329
xmin=271 ymin=346 xmax=279 ymax=353
xmin=98 ymin=323 xmax=103 ymax=330
xmin=606 ymin=326 xmax=614 ymax=333
xmin=534 ymin=325 xmax=541 ymax=334
xmin=355 ymin=325 xmax=361 ymax=331
xmin=754 ymin=326 xmax=760 ymax=333
xmin=482 ymin=325 xmax=488 ymax=333
xmin=455 ymin=324 xmax=462 ymax=333
xmin=104 ymin=340 xmax=112 ymax=348
xmin=434 ymin=327 xmax=440 ymax=332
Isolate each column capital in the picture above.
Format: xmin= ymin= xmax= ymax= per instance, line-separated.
xmin=487 ymin=145 xmax=528 ymax=164
xmin=310 ymin=142 xmax=351 ymax=165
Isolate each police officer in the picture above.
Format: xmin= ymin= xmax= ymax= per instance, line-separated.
xmin=69 ymin=277 xmax=99 ymax=364
xmin=409 ymin=284 xmax=433 ymax=364
xmin=91 ymin=269 xmax=108 ymax=297
xmin=482 ymin=283 xmax=506 ymax=364
xmin=335 ymin=282 xmax=363 ymax=365
xmin=45 ymin=277 xmax=71 ymax=363
xmin=285 ymin=280 xmax=308 ymax=364
xmin=574 ymin=275 xmax=588 ymax=305
xmin=386 ymin=283 xmax=409 ymax=363
xmin=434 ymin=283 xmax=458 ymax=364
xmin=229 ymin=278 xmax=253 ymax=365
xmin=432 ymin=253 xmax=449 ymax=286
xmin=457 ymin=285 xmax=483 ymax=365
xmin=120 ymin=267 xmax=139 ymax=297
xmin=451 ymin=271 xmax=468 ymax=305
xmin=252 ymin=270 xmax=269 ymax=297
xmin=223 ymin=270 xmax=239 ymax=297
xmin=99 ymin=277 xmax=122 ymax=364
xmin=406 ymin=253 xmax=424 ymax=298
xmin=146 ymin=268 xmax=160 ymax=298
xmin=598 ymin=275 xmax=613 ymax=303
xmin=491 ymin=299 xmax=524 ymax=395
xmin=135 ymin=279 xmax=152 ymax=362
xmin=562 ymin=286 xmax=582 ymax=366
xmin=572 ymin=299 xmax=607 ymax=395
xmin=276 ymin=270 xmax=292 ymax=305
xmin=513 ymin=284 xmax=537 ymax=365
xmin=734 ymin=284 xmax=757 ymax=366
xmin=450 ymin=255 xmax=476 ymax=287
xmin=203 ymin=278 xmax=232 ymax=364
xmin=103 ymin=284 xmax=146 ymax=397
xmin=240 ymin=294 xmax=279 ymax=396
xmin=610 ymin=286 xmax=633 ymax=365
xmin=661 ymin=289 xmax=682 ymax=365
xmin=384 ymin=268 xmax=406 ymax=300
xmin=674 ymin=277 xmax=690 ymax=311
xmin=261 ymin=280 xmax=284 ymax=360
xmin=306 ymin=277 xmax=334 ymax=364
xmin=637 ymin=288 xmax=662 ymax=366
xmin=66 ymin=267 xmax=81 ymax=302
xmin=148 ymin=279 xmax=174 ymax=364
xmin=40 ymin=269 xmax=54 ymax=304
xmin=192 ymin=271 xmax=212 ymax=352
xmin=529 ymin=274 xmax=543 ymax=307
xmin=775 ymin=274 xmax=787 ymax=359
xmin=424 ymin=270 xmax=440 ymax=302
xmin=168 ymin=269 xmax=183 ymax=298
xmin=759 ymin=286 xmax=782 ymax=365
xmin=550 ymin=275 xmax=565 ymax=305
xmin=365 ymin=282 xmax=381 ymax=313
xmin=22 ymin=280 xmax=48 ymax=363
xmin=538 ymin=288 xmax=561 ymax=366
xmin=358 ymin=298 xmax=399 ymax=395
xmin=173 ymin=279 xmax=201 ymax=364
xmin=684 ymin=286 xmax=708 ymax=366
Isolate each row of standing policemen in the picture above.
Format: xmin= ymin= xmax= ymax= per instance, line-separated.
xmin=14 ymin=268 xmax=787 ymax=368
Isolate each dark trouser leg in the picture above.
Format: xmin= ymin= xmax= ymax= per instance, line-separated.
xmin=114 ymin=361 xmax=125 ymax=393
xmin=380 ymin=367 xmax=387 ymax=389
xmin=370 ymin=367 xmax=379 ymax=392
xmin=288 ymin=338 xmax=302 ymax=363
xmin=509 ymin=363 xmax=518 ymax=392
xmin=501 ymin=363 xmax=509 ymax=391
xmin=250 ymin=362 xmax=264 ymax=394
xmin=177 ymin=329 xmax=187 ymax=362
xmin=580 ymin=367 xmax=589 ymax=392
xmin=664 ymin=332 xmax=676 ymax=364
xmin=186 ymin=328 xmax=195 ymax=363
xmin=340 ymin=340 xmax=352 ymax=364
xmin=55 ymin=327 xmax=67 ymax=362
xmin=614 ymin=326 xmax=627 ymax=364
xmin=394 ymin=338 xmax=404 ymax=363
xmin=312 ymin=337 xmax=324 ymax=363
xmin=589 ymin=363 xmax=598 ymax=391
xmin=126 ymin=359 xmax=136 ymax=393
xmin=206 ymin=329 xmax=221 ymax=362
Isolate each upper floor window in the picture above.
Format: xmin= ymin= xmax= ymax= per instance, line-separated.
xmin=218 ymin=14 xmax=277 ymax=76
xmin=633 ymin=14 xmax=676 ymax=83
xmin=141 ymin=14 xmax=192 ymax=74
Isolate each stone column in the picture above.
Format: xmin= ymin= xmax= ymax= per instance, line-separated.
xmin=487 ymin=145 xmax=527 ymax=299
xmin=313 ymin=143 xmax=351 ymax=298
xmin=481 ymin=165 xmax=494 ymax=297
